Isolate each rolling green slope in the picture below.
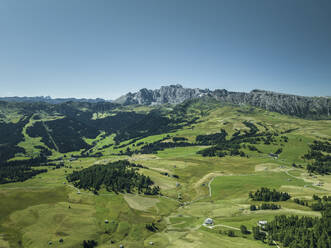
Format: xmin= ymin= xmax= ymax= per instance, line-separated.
xmin=0 ymin=99 xmax=330 ymax=248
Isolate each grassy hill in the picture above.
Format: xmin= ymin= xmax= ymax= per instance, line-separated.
xmin=0 ymin=99 xmax=330 ymax=248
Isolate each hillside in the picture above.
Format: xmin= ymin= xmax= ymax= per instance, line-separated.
xmin=0 ymin=98 xmax=330 ymax=248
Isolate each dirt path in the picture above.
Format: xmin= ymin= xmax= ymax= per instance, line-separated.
xmin=208 ymin=177 xmax=214 ymax=197
xmin=205 ymin=224 xmax=240 ymax=230
xmin=284 ymin=170 xmax=301 ymax=180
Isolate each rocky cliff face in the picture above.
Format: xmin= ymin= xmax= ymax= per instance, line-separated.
xmin=115 ymin=84 xmax=210 ymax=105
xmin=213 ymin=89 xmax=330 ymax=119
xmin=114 ymin=85 xmax=331 ymax=119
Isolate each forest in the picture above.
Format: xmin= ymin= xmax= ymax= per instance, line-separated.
xmin=139 ymin=138 xmax=194 ymax=154
xmin=304 ymin=140 xmax=331 ymax=174
xmin=24 ymin=104 xmax=198 ymax=153
xmin=66 ymin=160 xmax=160 ymax=194
xmin=310 ymin=195 xmax=331 ymax=211
xmin=265 ymin=207 xmax=331 ymax=248
xmin=0 ymin=156 xmax=49 ymax=184
xmin=0 ymin=115 xmax=30 ymax=162
xmin=249 ymin=187 xmax=291 ymax=202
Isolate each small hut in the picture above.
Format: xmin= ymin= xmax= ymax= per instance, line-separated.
xmin=204 ymin=218 xmax=213 ymax=225
xmin=258 ymin=220 xmax=268 ymax=229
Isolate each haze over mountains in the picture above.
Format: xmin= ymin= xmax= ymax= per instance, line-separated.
xmin=2 ymin=85 xmax=329 ymax=119
xmin=0 ymin=96 xmax=108 ymax=104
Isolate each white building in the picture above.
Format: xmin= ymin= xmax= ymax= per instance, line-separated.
xmin=258 ymin=220 xmax=268 ymax=229
xmin=204 ymin=218 xmax=213 ymax=225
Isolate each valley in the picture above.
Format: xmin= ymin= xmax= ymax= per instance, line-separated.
xmin=0 ymin=97 xmax=330 ymax=248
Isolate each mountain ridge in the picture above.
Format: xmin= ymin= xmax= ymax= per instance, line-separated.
xmin=114 ymin=84 xmax=331 ymax=119
xmin=1 ymin=85 xmax=330 ymax=119
xmin=0 ymin=96 xmax=109 ymax=104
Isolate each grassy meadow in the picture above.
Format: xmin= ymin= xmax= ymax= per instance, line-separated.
xmin=0 ymin=103 xmax=330 ymax=248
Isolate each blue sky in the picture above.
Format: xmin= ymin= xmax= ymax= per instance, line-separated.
xmin=0 ymin=0 xmax=330 ymax=99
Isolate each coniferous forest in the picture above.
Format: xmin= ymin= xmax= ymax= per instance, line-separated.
xmin=265 ymin=208 xmax=331 ymax=248
xmin=304 ymin=140 xmax=331 ymax=174
xmin=66 ymin=160 xmax=160 ymax=195
xmin=249 ymin=187 xmax=291 ymax=202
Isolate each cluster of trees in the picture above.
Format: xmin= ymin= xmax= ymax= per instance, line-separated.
xmin=249 ymin=187 xmax=291 ymax=202
xmin=294 ymin=198 xmax=309 ymax=207
xmin=196 ymin=129 xmax=228 ymax=145
xmin=292 ymin=163 xmax=304 ymax=168
xmin=261 ymin=133 xmax=276 ymax=145
xmin=66 ymin=160 xmax=160 ymax=194
xmin=196 ymin=128 xmax=245 ymax=157
xmin=247 ymin=145 xmax=260 ymax=152
xmin=311 ymin=195 xmax=331 ymax=211
xmin=0 ymin=155 xmax=50 ymax=184
xmin=265 ymin=208 xmax=331 ymax=248
xmin=145 ymin=223 xmax=158 ymax=232
xmin=310 ymin=140 xmax=331 ymax=153
xmin=110 ymin=136 xmax=191 ymax=156
xmin=0 ymin=164 xmax=47 ymax=184
xmin=274 ymin=148 xmax=283 ymax=155
xmin=252 ymin=226 xmax=267 ymax=242
xmin=240 ymin=225 xmax=250 ymax=234
xmin=82 ymin=240 xmax=97 ymax=248
xmin=304 ymin=140 xmax=331 ymax=174
xmin=197 ymin=143 xmax=246 ymax=157
xmin=250 ymin=203 xmax=281 ymax=211
xmin=173 ymin=137 xmax=188 ymax=142
xmin=281 ymin=135 xmax=289 ymax=142
xmin=196 ymin=122 xmax=281 ymax=158
xmin=140 ymin=141 xmax=194 ymax=154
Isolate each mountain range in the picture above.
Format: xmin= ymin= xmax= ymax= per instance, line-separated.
xmin=0 ymin=96 xmax=108 ymax=104
xmin=114 ymin=84 xmax=331 ymax=119
xmin=1 ymin=84 xmax=330 ymax=119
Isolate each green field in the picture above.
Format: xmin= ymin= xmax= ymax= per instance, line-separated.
xmin=0 ymin=103 xmax=330 ymax=248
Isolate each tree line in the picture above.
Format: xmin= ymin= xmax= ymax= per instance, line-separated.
xmin=249 ymin=187 xmax=291 ymax=202
xmin=250 ymin=203 xmax=281 ymax=211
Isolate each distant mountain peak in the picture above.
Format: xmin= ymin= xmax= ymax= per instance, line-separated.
xmin=114 ymin=84 xmax=331 ymax=119
xmin=0 ymin=96 xmax=108 ymax=104
xmin=114 ymin=84 xmax=210 ymax=105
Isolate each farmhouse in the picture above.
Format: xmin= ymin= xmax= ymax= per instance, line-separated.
xmin=204 ymin=218 xmax=213 ymax=225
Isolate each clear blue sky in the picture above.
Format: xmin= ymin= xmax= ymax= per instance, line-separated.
xmin=0 ymin=0 xmax=330 ymax=99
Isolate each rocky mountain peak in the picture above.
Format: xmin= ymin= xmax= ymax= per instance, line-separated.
xmin=114 ymin=85 xmax=330 ymax=119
